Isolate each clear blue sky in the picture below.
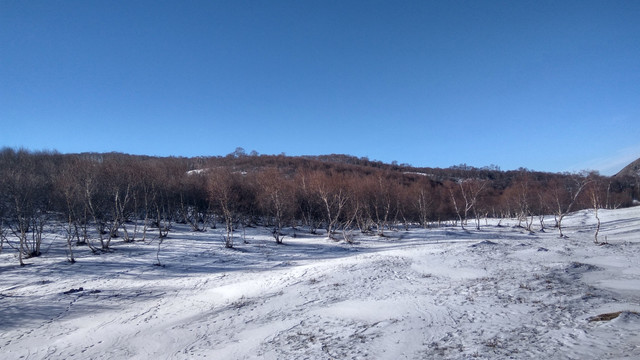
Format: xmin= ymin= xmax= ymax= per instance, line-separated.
xmin=1 ymin=0 xmax=639 ymax=175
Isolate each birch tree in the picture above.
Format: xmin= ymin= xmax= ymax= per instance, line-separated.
xmin=550 ymin=175 xmax=591 ymax=238
xmin=0 ymin=149 xmax=52 ymax=265
xmin=257 ymin=169 xmax=294 ymax=244
xmin=449 ymin=179 xmax=487 ymax=231
xmin=310 ymin=171 xmax=349 ymax=239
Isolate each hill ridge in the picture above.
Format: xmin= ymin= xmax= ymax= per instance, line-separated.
xmin=615 ymin=157 xmax=640 ymax=177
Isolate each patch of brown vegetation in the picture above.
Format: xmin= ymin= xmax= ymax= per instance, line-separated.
xmin=587 ymin=311 xmax=639 ymax=322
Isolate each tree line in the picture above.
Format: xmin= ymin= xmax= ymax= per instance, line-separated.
xmin=1 ymin=148 xmax=637 ymax=265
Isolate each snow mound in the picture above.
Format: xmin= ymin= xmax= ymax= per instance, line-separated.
xmin=469 ymin=240 xmax=499 ymax=247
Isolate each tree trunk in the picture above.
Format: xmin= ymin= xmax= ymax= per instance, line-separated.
xmin=594 ymin=207 xmax=601 ymax=244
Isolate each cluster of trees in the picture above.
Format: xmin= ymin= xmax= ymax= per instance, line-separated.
xmin=1 ymin=148 xmax=637 ymax=265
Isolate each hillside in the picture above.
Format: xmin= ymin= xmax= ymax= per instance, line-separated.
xmin=1 ymin=149 xmax=638 ymax=256
xmin=615 ymin=157 xmax=640 ymax=178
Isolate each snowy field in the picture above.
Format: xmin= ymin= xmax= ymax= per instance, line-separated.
xmin=1 ymin=207 xmax=640 ymax=359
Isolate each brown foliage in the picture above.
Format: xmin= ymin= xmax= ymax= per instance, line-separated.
xmin=0 ymin=148 xmax=637 ymax=262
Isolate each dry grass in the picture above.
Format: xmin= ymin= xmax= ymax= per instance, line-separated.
xmin=587 ymin=311 xmax=639 ymax=322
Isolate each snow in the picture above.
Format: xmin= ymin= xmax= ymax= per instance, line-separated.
xmin=186 ymin=169 xmax=206 ymax=175
xmin=1 ymin=207 xmax=640 ymax=359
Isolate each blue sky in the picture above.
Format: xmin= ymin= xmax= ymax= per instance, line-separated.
xmin=1 ymin=0 xmax=639 ymax=175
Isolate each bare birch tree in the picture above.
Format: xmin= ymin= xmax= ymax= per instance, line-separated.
xmin=550 ymin=175 xmax=591 ymax=238
xmin=257 ymin=169 xmax=294 ymax=244
xmin=310 ymin=171 xmax=349 ymax=239
xmin=585 ymin=174 xmax=605 ymax=243
xmin=449 ymin=179 xmax=487 ymax=231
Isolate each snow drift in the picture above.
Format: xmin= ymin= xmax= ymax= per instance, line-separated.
xmin=1 ymin=207 xmax=640 ymax=359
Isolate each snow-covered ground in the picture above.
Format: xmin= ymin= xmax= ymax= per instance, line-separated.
xmin=1 ymin=207 xmax=639 ymax=359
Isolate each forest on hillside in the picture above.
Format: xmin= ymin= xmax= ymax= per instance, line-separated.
xmin=1 ymin=148 xmax=638 ymax=265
